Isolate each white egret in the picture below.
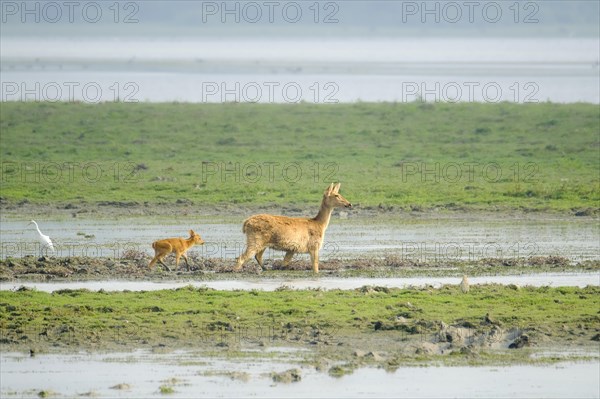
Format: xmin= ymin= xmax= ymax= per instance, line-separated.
xmin=28 ymin=220 xmax=55 ymax=255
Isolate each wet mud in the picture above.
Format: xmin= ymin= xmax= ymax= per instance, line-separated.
xmin=1 ymin=253 xmax=596 ymax=282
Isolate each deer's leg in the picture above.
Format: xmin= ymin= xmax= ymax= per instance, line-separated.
xmin=254 ymin=248 xmax=266 ymax=268
xmin=158 ymin=256 xmax=171 ymax=272
xmin=173 ymin=252 xmax=184 ymax=271
xmin=149 ymin=255 xmax=159 ymax=269
xmin=149 ymin=247 xmax=161 ymax=269
xmin=235 ymin=246 xmax=258 ymax=271
xmin=181 ymin=253 xmax=190 ymax=271
xmin=235 ymin=235 xmax=264 ymax=271
xmin=309 ymin=249 xmax=319 ymax=273
xmin=154 ymin=244 xmax=172 ymax=271
xmin=283 ymin=251 xmax=294 ymax=267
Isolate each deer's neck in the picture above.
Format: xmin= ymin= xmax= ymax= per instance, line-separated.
xmin=185 ymin=237 xmax=196 ymax=249
xmin=313 ymin=200 xmax=333 ymax=231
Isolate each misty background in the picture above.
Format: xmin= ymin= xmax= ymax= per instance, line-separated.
xmin=2 ymin=1 xmax=599 ymax=36
xmin=1 ymin=1 xmax=599 ymax=102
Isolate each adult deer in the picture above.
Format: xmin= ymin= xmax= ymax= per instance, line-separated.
xmin=234 ymin=183 xmax=351 ymax=273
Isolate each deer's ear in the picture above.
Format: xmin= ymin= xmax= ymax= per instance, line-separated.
xmin=325 ymin=183 xmax=334 ymax=195
xmin=333 ymin=183 xmax=341 ymax=193
xmin=189 ymin=230 xmax=195 ymax=236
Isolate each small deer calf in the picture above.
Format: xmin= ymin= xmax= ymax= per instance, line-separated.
xmin=149 ymin=230 xmax=205 ymax=271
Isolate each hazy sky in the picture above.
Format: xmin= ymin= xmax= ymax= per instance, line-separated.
xmin=1 ymin=1 xmax=598 ymax=37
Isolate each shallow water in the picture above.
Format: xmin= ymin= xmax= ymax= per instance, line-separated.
xmin=1 ymin=37 xmax=599 ymax=103
xmin=1 ymin=350 xmax=598 ymax=398
xmin=1 ymin=272 xmax=598 ymax=292
xmin=2 ymin=215 xmax=598 ymax=262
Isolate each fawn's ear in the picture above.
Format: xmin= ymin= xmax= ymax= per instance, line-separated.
xmin=333 ymin=183 xmax=341 ymax=193
xmin=189 ymin=230 xmax=195 ymax=236
xmin=325 ymin=183 xmax=334 ymax=195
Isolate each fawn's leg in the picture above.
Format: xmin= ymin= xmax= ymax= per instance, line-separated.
xmin=159 ymin=255 xmax=171 ymax=271
xmin=182 ymin=253 xmax=190 ymax=271
xmin=158 ymin=244 xmax=173 ymax=271
xmin=149 ymin=255 xmax=159 ymax=269
xmin=149 ymin=247 xmax=161 ymax=268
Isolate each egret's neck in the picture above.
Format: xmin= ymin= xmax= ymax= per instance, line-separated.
xmin=32 ymin=222 xmax=41 ymax=234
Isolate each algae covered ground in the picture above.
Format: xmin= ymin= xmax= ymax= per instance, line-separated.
xmin=1 ymin=102 xmax=598 ymax=213
xmin=1 ymin=284 xmax=599 ymax=368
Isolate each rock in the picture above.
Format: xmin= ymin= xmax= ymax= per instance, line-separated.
xmin=353 ymin=350 xmax=368 ymax=358
xmin=110 ymin=383 xmax=131 ymax=390
xmin=366 ymin=351 xmax=385 ymax=362
xmin=271 ymin=369 xmax=301 ymax=383
xmin=483 ymin=313 xmax=501 ymax=326
xmin=438 ymin=324 xmax=466 ymax=344
xmin=415 ymin=342 xmax=438 ymax=355
xmin=315 ymin=358 xmax=333 ymax=372
xmin=509 ymin=334 xmax=530 ymax=349
xmin=459 ymin=346 xmax=477 ymax=356
xmin=227 ymin=372 xmax=250 ymax=382
xmin=328 ymin=365 xmax=353 ymax=378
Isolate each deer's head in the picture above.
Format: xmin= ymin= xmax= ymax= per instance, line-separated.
xmin=323 ymin=183 xmax=352 ymax=208
xmin=189 ymin=230 xmax=205 ymax=245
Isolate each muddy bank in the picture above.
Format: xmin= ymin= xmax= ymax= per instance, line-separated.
xmin=1 ymin=254 xmax=597 ymax=282
xmin=1 ymin=285 xmax=598 ymax=370
xmin=4 ymin=273 xmax=600 ymax=293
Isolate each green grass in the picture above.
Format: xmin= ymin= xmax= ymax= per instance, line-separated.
xmin=158 ymin=385 xmax=175 ymax=395
xmin=1 ymin=102 xmax=598 ymax=212
xmin=1 ymin=285 xmax=598 ymax=352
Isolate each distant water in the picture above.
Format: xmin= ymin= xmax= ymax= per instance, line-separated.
xmin=1 ymin=37 xmax=598 ymax=103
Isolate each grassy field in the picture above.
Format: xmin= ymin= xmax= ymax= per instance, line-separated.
xmin=1 ymin=285 xmax=598 ymax=366
xmin=0 ymin=102 xmax=598 ymax=212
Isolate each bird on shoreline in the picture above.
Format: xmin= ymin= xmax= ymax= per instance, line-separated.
xmin=28 ymin=220 xmax=55 ymax=256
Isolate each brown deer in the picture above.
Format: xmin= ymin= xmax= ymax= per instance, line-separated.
xmin=149 ymin=230 xmax=205 ymax=271
xmin=234 ymin=183 xmax=351 ymax=273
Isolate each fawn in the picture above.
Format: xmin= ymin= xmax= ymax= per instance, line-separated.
xmin=149 ymin=230 xmax=205 ymax=271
